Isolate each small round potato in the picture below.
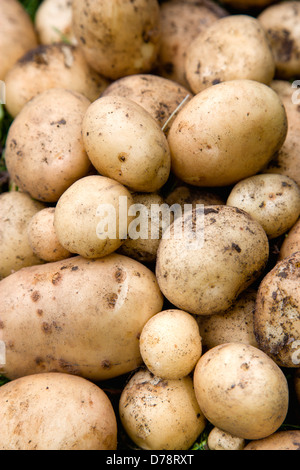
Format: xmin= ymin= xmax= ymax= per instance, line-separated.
xmin=119 ymin=368 xmax=206 ymax=450
xmin=139 ymin=309 xmax=202 ymax=379
xmin=0 ymin=192 xmax=45 ymax=280
xmin=0 ymin=0 xmax=38 ymax=81
xmin=82 ymin=96 xmax=171 ymax=193
xmin=5 ymin=88 xmax=91 ymax=203
xmin=0 ymin=373 xmax=118 ymax=450
xmin=193 ymin=343 xmax=289 ymax=440
xmin=156 ymin=205 xmax=269 ymax=316
xmin=35 ymin=0 xmax=77 ymax=46
xmin=279 ymin=219 xmax=300 ymax=261
xmin=27 ymin=208 xmax=72 ymax=262
xmin=185 ymin=15 xmax=275 ymax=94
xmin=72 ymin=0 xmax=161 ymax=80
xmin=207 ymin=427 xmax=246 ymax=451
xmin=54 ymin=175 xmax=134 ymax=259
xmin=5 ymin=44 xmax=109 ymax=118
xmin=244 ymin=430 xmax=300 ymax=450
xmin=227 ymin=174 xmax=300 ymax=239
xmin=168 ymin=80 xmax=288 ymax=188
xmin=254 ymin=251 xmax=300 ymax=368
xmin=258 ymin=1 xmax=300 ymax=79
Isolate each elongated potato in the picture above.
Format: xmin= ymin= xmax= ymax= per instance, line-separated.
xmin=0 ymin=254 xmax=164 ymax=381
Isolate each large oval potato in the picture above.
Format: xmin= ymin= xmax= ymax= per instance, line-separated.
xmin=168 ymin=80 xmax=288 ymax=187
xmin=244 ymin=430 xmax=300 ymax=450
xmin=0 ymin=373 xmax=117 ymax=450
xmin=0 ymin=254 xmax=164 ymax=381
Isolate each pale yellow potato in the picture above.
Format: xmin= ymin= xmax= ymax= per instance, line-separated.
xmin=193 ymin=343 xmax=289 ymax=440
xmin=0 ymin=192 xmax=45 ymax=280
xmin=0 ymin=0 xmax=38 ymax=81
xmin=208 ymin=427 xmax=246 ymax=451
xmin=168 ymin=80 xmax=288 ymax=187
xmin=0 ymin=254 xmax=164 ymax=381
xmin=5 ymin=88 xmax=91 ymax=203
xmin=244 ymin=431 xmax=300 ymax=450
xmin=82 ymin=96 xmax=171 ymax=193
xmin=227 ymin=174 xmax=300 ymax=239
xmin=258 ymin=1 xmax=300 ymax=79
xmin=156 ymin=205 xmax=269 ymax=316
xmin=35 ymin=0 xmax=77 ymax=46
xmin=254 ymin=251 xmax=300 ymax=368
xmin=185 ymin=15 xmax=275 ymax=95
xmin=0 ymin=373 xmax=117 ymax=450
xmin=54 ymin=175 xmax=134 ymax=259
xmin=119 ymin=368 xmax=206 ymax=450
xmin=139 ymin=309 xmax=202 ymax=379
xmin=72 ymin=0 xmax=161 ymax=80
xmin=196 ymin=289 xmax=259 ymax=350
xmin=279 ymin=219 xmax=300 ymax=260
xmin=157 ymin=0 xmax=227 ymax=89
xmin=27 ymin=208 xmax=72 ymax=262
xmin=5 ymin=44 xmax=109 ymax=118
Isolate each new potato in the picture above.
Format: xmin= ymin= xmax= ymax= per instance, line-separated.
xmin=244 ymin=431 xmax=300 ymax=450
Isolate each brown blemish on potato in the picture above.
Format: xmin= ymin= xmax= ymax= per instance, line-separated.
xmin=58 ymin=359 xmax=80 ymax=375
xmin=115 ymin=267 xmax=126 ymax=283
xmin=101 ymin=360 xmax=111 ymax=370
xmin=52 ymin=272 xmax=62 ymax=285
xmin=0 ymin=321 xmax=4 ymax=329
xmin=106 ymin=293 xmax=118 ymax=309
xmin=37 ymin=309 xmax=43 ymax=316
xmin=31 ymin=291 xmax=41 ymax=302
xmin=42 ymin=322 xmax=52 ymax=334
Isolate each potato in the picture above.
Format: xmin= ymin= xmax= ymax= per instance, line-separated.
xmin=207 ymin=427 xmax=245 ymax=451
xmin=254 ymin=251 xmax=300 ymax=368
xmin=193 ymin=343 xmax=289 ymax=440
xmin=35 ymin=0 xmax=77 ymax=46
xmin=5 ymin=88 xmax=91 ymax=203
xmin=165 ymin=185 xmax=225 ymax=216
xmin=119 ymin=368 xmax=206 ymax=450
xmin=156 ymin=205 xmax=269 ymax=316
xmin=168 ymin=80 xmax=288 ymax=187
xmin=27 ymin=208 xmax=72 ymax=262
xmin=72 ymin=0 xmax=161 ymax=80
xmin=258 ymin=1 xmax=300 ymax=79
xmin=196 ymin=289 xmax=259 ymax=351
xmin=279 ymin=219 xmax=300 ymax=261
xmin=227 ymin=174 xmax=300 ymax=239
xmin=139 ymin=309 xmax=202 ymax=379
xmin=5 ymin=44 xmax=109 ymax=118
xmin=54 ymin=175 xmax=134 ymax=259
xmin=0 ymin=0 xmax=38 ymax=81
xmin=101 ymin=74 xmax=191 ymax=134
xmin=0 ymin=192 xmax=45 ymax=280
xmin=0 ymin=254 xmax=164 ymax=381
xmin=0 ymin=373 xmax=117 ymax=450
xmin=157 ymin=0 xmax=227 ymax=89
xmin=82 ymin=96 xmax=171 ymax=193
xmin=244 ymin=431 xmax=300 ymax=450
xmin=185 ymin=15 xmax=275 ymax=95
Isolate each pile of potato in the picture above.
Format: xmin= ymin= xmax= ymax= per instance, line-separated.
xmin=1 ymin=0 xmax=300 ymax=451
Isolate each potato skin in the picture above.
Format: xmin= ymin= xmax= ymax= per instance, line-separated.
xmin=168 ymin=80 xmax=288 ymax=187
xmin=0 ymin=254 xmax=164 ymax=381
xmin=193 ymin=343 xmax=289 ymax=440
xmin=244 ymin=431 xmax=300 ymax=450
xmin=279 ymin=219 xmax=300 ymax=261
xmin=35 ymin=0 xmax=77 ymax=46
xmin=0 ymin=373 xmax=118 ymax=450
xmin=207 ymin=427 xmax=245 ymax=451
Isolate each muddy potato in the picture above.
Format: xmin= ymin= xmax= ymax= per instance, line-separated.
xmin=227 ymin=174 xmax=300 ymax=239
xmin=0 ymin=192 xmax=46 ymax=280
xmin=207 ymin=427 xmax=245 ymax=451
xmin=27 ymin=208 xmax=72 ymax=263
xmin=193 ymin=343 xmax=289 ymax=440
xmin=119 ymin=368 xmax=206 ymax=450
xmin=82 ymin=96 xmax=171 ymax=193
xmin=72 ymin=0 xmax=161 ymax=80
xmin=5 ymin=44 xmax=109 ymax=118
xmin=157 ymin=0 xmax=227 ymax=89
xmin=35 ymin=0 xmax=77 ymax=46
xmin=156 ymin=205 xmax=269 ymax=316
xmin=279 ymin=219 xmax=300 ymax=261
xmin=5 ymin=88 xmax=91 ymax=203
xmin=54 ymin=175 xmax=134 ymax=259
xmin=0 ymin=254 xmax=164 ymax=381
xmin=0 ymin=0 xmax=38 ymax=81
xmin=244 ymin=430 xmax=300 ymax=450
xmin=139 ymin=309 xmax=202 ymax=379
xmin=258 ymin=1 xmax=300 ymax=79
xmin=101 ymin=74 xmax=191 ymax=134
xmin=185 ymin=15 xmax=275 ymax=95
xmin=196 ymin=289 xmax=259 ymax=351
xmin=254 ymin=252 xmax=300 ymax=368
xmin=168 ymin=80 xmax=288 ymax=188
xmin=0 ymin=373 xmax=117 ymax=450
